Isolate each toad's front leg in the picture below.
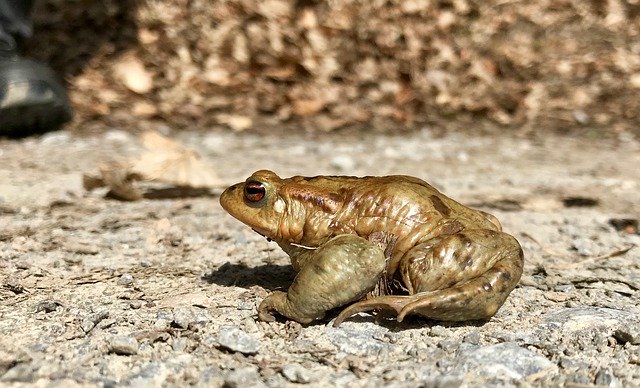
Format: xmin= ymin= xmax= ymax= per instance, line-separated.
xmin=258 ymin=234 xmax=387 ymax=324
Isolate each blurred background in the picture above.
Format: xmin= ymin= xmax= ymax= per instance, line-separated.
xmin=25 ymin=0 xmax=640 ymax=136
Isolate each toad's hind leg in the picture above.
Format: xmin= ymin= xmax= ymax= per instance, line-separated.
xmin=333 ymin=229 xmax=523 ymax=326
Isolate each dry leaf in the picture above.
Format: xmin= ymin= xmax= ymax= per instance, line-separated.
xmin=99 ymin=162 xmax=144 ymax=201
xmin=113 ymin=53 xmax=154 ymax=94
xmin=132 ymin=131 xmax=223 ymax=188
xmin=84 ymin=131 xmax=224 ymax=201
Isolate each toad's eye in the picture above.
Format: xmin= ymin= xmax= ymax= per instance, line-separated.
xmin=244 ymin=181 xmax=266 ymax=203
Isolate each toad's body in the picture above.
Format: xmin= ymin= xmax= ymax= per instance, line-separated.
xmin=220 ymin=170 xmax=523 ymax=325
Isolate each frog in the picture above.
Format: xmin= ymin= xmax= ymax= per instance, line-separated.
xmin=220 ymin=170 xmax=524 ymax=326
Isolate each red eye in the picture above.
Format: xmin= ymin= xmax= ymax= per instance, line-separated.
xmin=244 ymin=181 xmax=266 ymax=203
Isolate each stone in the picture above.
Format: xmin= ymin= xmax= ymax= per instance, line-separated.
xmin=544 ymin=307 xmax=638 ymax=339
xmin=457 ymin=342 xmax=556 ymax=380
xmin=109 ymin=336 xmax=139 ymax=356
xmin=217 ymin=326 xmax=260 ymax=355
xmin=117 ymin=273 xmax=134 ymax=286
xmin=224 ymin=366 xmax=266 ymax=388
xmin=172 ymin=307 xmax=195 ymax=329
xmin=327 ymin=323 xmax=390 ymax=356
xmin=330 ymin=155 xmax=356 ymax=171
xmin=281 ymin=363 xmax=313 ymax=384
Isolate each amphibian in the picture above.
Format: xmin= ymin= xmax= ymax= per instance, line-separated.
xmin=220 ymin=170 xmax=523 ymax=326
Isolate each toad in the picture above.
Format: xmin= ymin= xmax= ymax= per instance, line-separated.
xmin=220 ymin=170 xmax=523 ymax=326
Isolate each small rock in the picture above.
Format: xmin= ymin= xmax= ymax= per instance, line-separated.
xmin=217 ymin=326 xmax=260 ymax=355
xmin=30 ymin=343 xmax=48 ymax=353
xmin=595 ymin=368 xmax=618 ymax=387
xmin=129 ymin=300 xmax=143 ymax=309
xmin=81 ymin=310 xmax=109 ymax=333
xmin=544 ymin=307 xmax=637 ymax=336
xmin=458 ymin=342 xmax=556 ymax=379
xmin=281 ymin=363 xmax=312 ymax=384
xmin=430 ymin=325 xmax=448 ymax=337
xmin=172 ymin=337 xmax=188 ymax=352
xmin=462 ymin=331 xmax=482 ymax=345
xmin=330 ymin=155 xmax=356 ymax=171
xmin=172 ymin=307 xmax=195 ymax=329
xmin=117 ymin=273 xmax=134 ymax=286
xmin=126 ymin=361 xmax=168 ymax=386
xmin=569 ymin=237 xmax=597 ymax=256
xmin=558 ymin=357 xmax=589 ymax=370
xmin=224 ymin=366 xmax=266 ymax=388
xmin=109 ymin=335 xmax=139 ymax=355
xmin=155 ymin=309 xmax=174 ymax=329
xmin=237 ymin=301 xmax=254 ymax=311
xmin=327 ymin=323 xmax=390 ymax=356
xmin=34 ymin=300 xmax=62 ymax=313
xmin=567 ymin=368 xmax=592 ymax=385
xmin=437 ymin=340 xmax=459 ymax=353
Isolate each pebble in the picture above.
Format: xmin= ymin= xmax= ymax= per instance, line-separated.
xmin=155 ymin=309 xmax=174 ymax=329
xmin=126 ymin=361 xmax=167 ymax=386
xmin=544 ymin=307 xmax=637 ymax=337
xmin=458 ymin=342 xmax=556 ymax=379
xmin=327 ymin=323 xmax=390 ymax=356
xmin=330 ymin=155 xmax=356 ymax=171
xmin=129 ymin=300 xmax=143 ymax=309
xmin=281 ymin=363 xmax=312 ymax=384
xmin=172 ymin=337 xmax=188 ymax=352
xmin=430 ymin=325 xmax=448 ymax=337
xmin=217 ymin=326 xmax=260 ymax=355
xmin=462 ymin=331 xmax=482 ymax=345
xmin=224 ymin=366 xmax=266 ymax=388
xmin=34 ymin=300 xmax=61 ymax=313
xmin=595 ymin=368 xmax=619 ymax=387
xmin=437 ymin=340 xmax=459 ymax=353
xmin=81 ymin=311 xmax=109 ymax=333
xmin=117 ymin=273 xmax=134 ymax=286
xmin=109 ymin=336 xmax=139 ymax=355
xmin=172 ymin=307 xmax=195 ymax=329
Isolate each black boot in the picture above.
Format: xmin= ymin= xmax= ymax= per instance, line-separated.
xmin=0 ymin=0 xmax=72 ymax=138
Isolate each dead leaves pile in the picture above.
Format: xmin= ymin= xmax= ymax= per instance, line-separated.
xmin=29 ymin=0 xmax=640 ymax=134
xmin=83 ymin=131 xmax=225 ymax=201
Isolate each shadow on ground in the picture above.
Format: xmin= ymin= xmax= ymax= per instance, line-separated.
xmin=203 ymin=262 xmax=296 ymax=291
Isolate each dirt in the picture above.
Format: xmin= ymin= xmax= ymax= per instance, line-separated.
xmin=1 ymin=129 xmax=639 ymax=386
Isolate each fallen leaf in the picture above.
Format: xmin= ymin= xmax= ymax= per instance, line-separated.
xmin=113 ymin=53 xmax=154 ymax=94
xmin=133 ymin=131 xmax=223 ymax=188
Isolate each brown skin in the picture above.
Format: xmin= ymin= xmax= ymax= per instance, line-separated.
xmin=220 ymin=170 xmax=524 ymax=326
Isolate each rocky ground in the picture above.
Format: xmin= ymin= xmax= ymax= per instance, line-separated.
xmin=0 ymin=129 xmax=639 ymax=387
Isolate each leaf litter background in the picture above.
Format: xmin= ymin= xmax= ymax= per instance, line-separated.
xmin=25 ymin=0 xmax=640 ymax=135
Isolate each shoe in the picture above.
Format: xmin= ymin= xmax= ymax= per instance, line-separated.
xmin=0 ymin=52 xmax=73 ymax=138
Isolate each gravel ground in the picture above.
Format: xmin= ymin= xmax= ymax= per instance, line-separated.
xmin=1 ymin=129 xmax=639 ymax=387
